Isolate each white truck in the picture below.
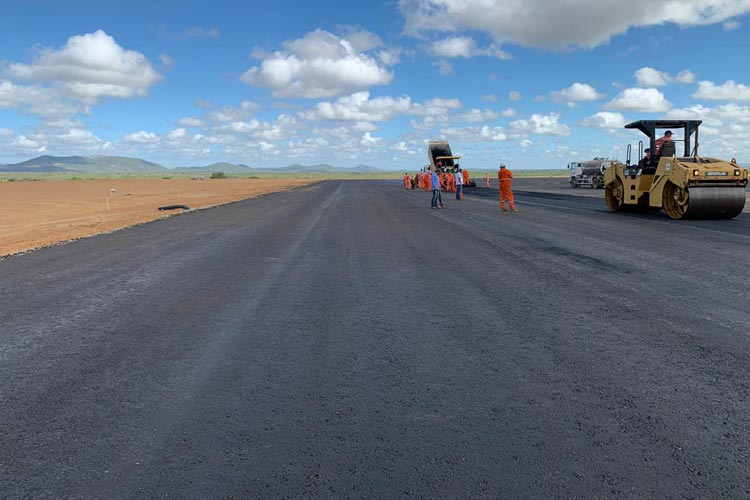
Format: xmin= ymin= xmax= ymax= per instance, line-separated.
xmin=567 ymin=158 xmax=615 ymax=189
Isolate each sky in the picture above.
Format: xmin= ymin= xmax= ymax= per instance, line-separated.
xmin=1 ymin=0 xmax=750 ymax=169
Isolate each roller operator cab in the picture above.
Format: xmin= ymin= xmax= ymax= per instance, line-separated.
xmin=604 ymin=120 xmax=748 ymax=219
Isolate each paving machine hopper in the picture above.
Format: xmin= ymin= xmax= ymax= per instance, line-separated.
xmin=603 ymin=120 xmax=748 ymax=219
xmin=427 ymin=141 xmax=476 ymax=186
xmin=428 ymin=141 xmax=460 ymax=171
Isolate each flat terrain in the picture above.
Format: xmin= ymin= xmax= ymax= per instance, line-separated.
xmin=0 ymin=178 xmax=314 ymax=256
xmin=1 ymin=180 xmax=749 ymax=499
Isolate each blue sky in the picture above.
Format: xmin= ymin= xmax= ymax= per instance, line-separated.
xmin=1 ymin=0 xmax=750 ymax=169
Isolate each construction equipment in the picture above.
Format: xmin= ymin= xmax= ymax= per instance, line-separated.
xmin=567 ymin=158 xmax=617 ymax=189
xmin=603 ymin=120 xmax=748 ymax=219
xmin=427 ymin=141 xmax=476 ymax=186
xmin=428 ymin=141 xmax=460 ymax=171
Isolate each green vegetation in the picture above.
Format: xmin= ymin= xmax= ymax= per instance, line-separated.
xmin=0 ymin=168 xmax=568 ymax=182
xmin=210 ymin=171 xmax=228 ymax=179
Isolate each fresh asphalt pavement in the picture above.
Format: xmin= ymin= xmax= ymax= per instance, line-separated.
xmin=1 ymin=180 xmax=749 ymax=499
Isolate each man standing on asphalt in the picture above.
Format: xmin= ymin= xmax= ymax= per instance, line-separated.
xmin=455 ymin=165 xmax=464 ymax=200
xmin=485 ymin=172 xmax=491 ymax=188
xmin=431 ymin=168 xmax=444 ymax=209
xmin=498 ymin=164 xmax=518 ymax=212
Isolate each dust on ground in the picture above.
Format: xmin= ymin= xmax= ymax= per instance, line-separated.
xmin=0 ymin=178 xmax=315 ymax=256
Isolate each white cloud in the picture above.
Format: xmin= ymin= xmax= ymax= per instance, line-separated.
xmin=440 ymin=125 xmax=507 ymax=142
xmin=664 ymin=103 xmax=750 ymax=156
xmin=178 ymin=117 xmax=204 ymax=127
xmin=501 ymin=107 xmax=516 ymax=117
xmin=301 ymin=91 xmax=412 ymax=122
xmin=300 ymin=92 xmax=463 ymax=126
xmin=360 ymin=132 xmax=382 ymax=146
xmin=434 ymin=59 xmax=454 ymax=76
xmin=400 ymin=0 xmax=750 ymax=48
xmin=241 ymin=29 xmax=394 ymax=98
xmin=510 ymin=113 xmax=571 ymax=136
xmin=455 ymin=108 xmax=501 ymax=123
xmin=9 ymin=30 xmax=161 ymax=101
xmin=634 ymin=67 xmax=671 ymax=86
xmin=581 ymin=112 xmax=627 ymax=129
xmin=432 ymin=36 xmax=475 ymax=58
xmin=344 ymin=30 xmax=383 ymax=52
xmin=183 ymin=27 xmax=220 ymax=39
xmin=412 ymin=97 xmax=463 ymax=116
xmin=0 ymin=80 xmax=80 ymax=117
xmin=352 ymin=121 xmax=378 ymax=132
xmin=166 ymin=128 xmax=188 ymax=140
xmin=430 ymin=36 xmax=513 ymax=60
xmin=123 ymin=131 xmax=159 ymax=143
xmin=482 ymin=93 xmax=498 ymax=102
xmin=675 ymin=70 xmax=696 ymax=84
xmin=205 ymin=101 xmax=260 ymax=123
xmin=551 ymin=82 xmax=605 ymax=106
xmin=508 ymin=90 xmax=522 ymax=101
xmin=377 ymin=48 xmax=402 ymax=66
xmin=634 ymin=67 xmax=695 ymax=86
xmin=158 ymin=54 xmax=174 ymax=70
xmin=723 ymin=20 xmax=741 ymax=30
xmin=605 ymin=88 xmax=672 ymax=112
xmin=693 ymin=80 xmax=750 ymax=101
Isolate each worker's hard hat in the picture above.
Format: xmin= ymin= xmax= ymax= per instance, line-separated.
xmin=500 ymin=164 xmax=506 ymax=168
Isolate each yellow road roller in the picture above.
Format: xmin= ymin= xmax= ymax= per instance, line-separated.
xmin=604 ymin=120 xmax=748 ymax=219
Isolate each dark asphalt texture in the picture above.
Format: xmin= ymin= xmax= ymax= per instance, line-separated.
xmin=2 ymin=180 xmax=749 ymax=499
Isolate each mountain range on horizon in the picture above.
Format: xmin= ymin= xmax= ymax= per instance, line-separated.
xmin=0 ymin=155 xmax=386 ymax=174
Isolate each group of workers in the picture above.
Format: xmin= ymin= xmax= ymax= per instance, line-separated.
xmin=405 ymin=167 xmax=470 ymax=196
xmin=403 ymin=163 xmax=517 ymax=212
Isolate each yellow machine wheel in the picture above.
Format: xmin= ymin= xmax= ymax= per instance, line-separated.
xmin=663 ymin=182 xmax=689 ymax=219
xmin=605 ymin=179 xmax=624 ymax=211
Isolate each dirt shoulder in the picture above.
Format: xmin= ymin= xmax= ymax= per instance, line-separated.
xmin=0 ymin=178 xmax=316 ymax=256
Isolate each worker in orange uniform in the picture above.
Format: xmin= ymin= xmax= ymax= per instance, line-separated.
xmin=403 ymin=173 xmax=410 ymax=189
xmin=484 ymin=172 xmax=490 ymax=188
xmin=498 ymin=164 xmax=518 ymax=212
xmin=462 ymin=168 xmax=470 ymax=187
xmin=425 ymin=170 xmax=432 ymax=191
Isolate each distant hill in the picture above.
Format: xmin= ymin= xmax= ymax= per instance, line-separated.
xmin=0 ymin=155 xmax=167 ymax=173
xmin=0 ymin=155 xmax=388 ymax=174
xmin=173 ymin=162 xmax=257 ymax=174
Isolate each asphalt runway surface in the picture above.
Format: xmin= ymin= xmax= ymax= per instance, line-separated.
xmin=2 ymin=180 xmax=749 ymax=499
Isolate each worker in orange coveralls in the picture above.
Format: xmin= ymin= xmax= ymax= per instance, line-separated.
xmin=462 ymin=168 xmax=470 ymax=187
xmin=498 ymin=164 xmax=518 ymax=212
xmin=485 ymin=172 xmax=490 ymax=188
xmin=441 ymin=172 xmax=448 ymax=192
xmin=425 ymin=170 xmax=432 ymax=191
xmin=403 ymin=173 xmax=410 ymax=189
